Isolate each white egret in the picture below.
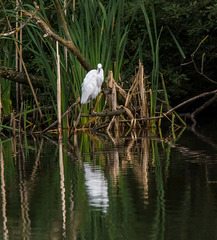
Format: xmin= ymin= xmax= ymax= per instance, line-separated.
xmin=74 ymin=63 xmax=104 ymax=129
xmin=81 ymin=63 xmax=104 ymax=104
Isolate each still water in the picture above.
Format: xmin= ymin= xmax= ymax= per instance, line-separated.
xmin=0 ymin=126 xmax=217 ymax=240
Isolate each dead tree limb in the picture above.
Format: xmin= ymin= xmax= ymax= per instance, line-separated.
xmin=182 ymin=35 xmax=217 ymax=85
xmin=22 ymin=4 xmax=92 ymax=71
xmin=191 ymin=54 xmax=217 ymax=85
xmin=0 ymin=66 xmax=45 ymax=88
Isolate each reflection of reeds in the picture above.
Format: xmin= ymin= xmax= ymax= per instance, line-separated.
xmin=18 ymin=137 xmax=31 ymax=240
xmin=0 ymin=143 xmax=9 ymax=240
xmin=59 ymin=137 xmax=66 ymax=238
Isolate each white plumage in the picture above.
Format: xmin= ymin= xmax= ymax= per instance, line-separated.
xmin=81 ymin=63 xmax=104 ymax=104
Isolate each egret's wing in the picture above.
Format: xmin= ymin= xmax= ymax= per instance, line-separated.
xmin=81 ymin=70 xmax=97 ymax=104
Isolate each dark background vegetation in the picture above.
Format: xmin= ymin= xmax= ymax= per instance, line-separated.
xmin=124 ymin=0 xmax=217 ymax=105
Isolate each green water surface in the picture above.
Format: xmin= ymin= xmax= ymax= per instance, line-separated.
xmin=0 ymin=127 xmax=217 ymax=240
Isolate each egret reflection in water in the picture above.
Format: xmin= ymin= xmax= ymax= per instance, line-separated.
xmin=84 ymin=163 xmax=109 ymax=213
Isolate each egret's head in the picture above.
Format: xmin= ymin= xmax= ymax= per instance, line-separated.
xmin=97 ymin=63 xmax=102 ymax=69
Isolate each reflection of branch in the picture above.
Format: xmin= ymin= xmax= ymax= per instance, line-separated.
xmin=29 ymin=138 xmax=44 ymax=183
xmin=59 ymin=137 xmax=66 ymax=238
xmin=18 ymin=137 xmax=31 ymax=239
xmin=0 ymin=3 xmax=39 ymax=37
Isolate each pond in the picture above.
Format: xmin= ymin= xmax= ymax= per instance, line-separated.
xmin=0 ymin=124 xmax=217 ymax=240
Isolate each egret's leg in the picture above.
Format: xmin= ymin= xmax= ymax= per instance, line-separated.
xmin=90 ymin=100 xmax=94 ymax=114
xmin=74 ymin=104 xmax=83 ymax=129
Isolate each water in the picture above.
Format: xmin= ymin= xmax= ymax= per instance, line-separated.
xmin=0 ymin=126 xmax=217 ymax=240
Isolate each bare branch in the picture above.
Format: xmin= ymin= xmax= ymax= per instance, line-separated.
xmin=182 ymin=35 xmax=217 ymax=85
xmin=166 ymin=89 xmax=217 ymax=115
xmin=22 ymin=4 xmax=92 ymax=71
xmin=191 ymin=54 xmax=217 ymax=85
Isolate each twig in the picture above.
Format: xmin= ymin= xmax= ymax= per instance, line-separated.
xmin=119 ymin=89 xmax=217 ymax=123
xmin=191 ymin=55 xmax=217 ymax=85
